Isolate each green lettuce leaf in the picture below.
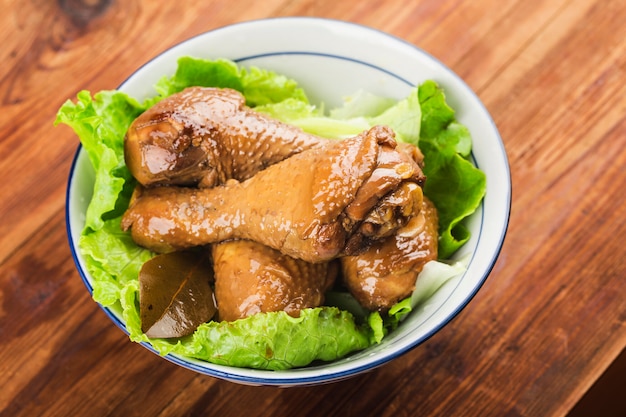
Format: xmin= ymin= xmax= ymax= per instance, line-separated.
xmin=154 ymin=57 xmax=244 ymax=97
xmin=79 ymin=217 xmax=153 ymax=306
xmin=57 ymin=91 xmax=154 ymax=309
xmin=329 ymin=89 xmax=397 ymax=119
xmin=189 ymin=307 xmax=370 ymax=370
xmin=369 ymin=87 xmax=422 ymax=144
xmin=255 ymin=98 xmax=371 ymax=139
xmin=154 ymin=56 xmax=309 ymax=107
xmin=417 ymin=81 xmax=486 ymax=258
xmin=56 ymin=90 xmax=144 ymax=231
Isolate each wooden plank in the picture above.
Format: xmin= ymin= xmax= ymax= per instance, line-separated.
xmin=1 ymin=0 xmax=625 ymax=415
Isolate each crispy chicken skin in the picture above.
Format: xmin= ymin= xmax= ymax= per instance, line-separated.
xmin=341 ymin=197 xmax=439 ymax=311
xmin=121 ymin=125 xmax=425 ymax=263
xmin=212 ymin=240 xmax=337 ymax=321
xmin=124 ymin=87 xmax=324 ymax=187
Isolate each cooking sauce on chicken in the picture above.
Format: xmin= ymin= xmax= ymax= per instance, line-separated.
xmin=341 ymin=197 xmax=439 ymax=311
xmin=212 ymin=240 xmax=336 ymax=321
xmin=125 ymin=87 xmax=323 ymax=187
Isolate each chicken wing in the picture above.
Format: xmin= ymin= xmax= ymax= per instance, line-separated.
xmin=340 ymin=197 xmax=439 ymax=311
xmin=212 ymin=240 xmax=337 ymax=321
xmin=124 ymin=87 xmax=324 ymax=187
xmin=121 ymin=125 xmax=425 ymax=262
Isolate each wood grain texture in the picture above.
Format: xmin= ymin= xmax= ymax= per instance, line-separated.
xmin=1 ymin=0 xmax=624 ymax=416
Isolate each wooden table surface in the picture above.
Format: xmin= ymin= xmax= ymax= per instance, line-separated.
xmin=1 ymin=0 xmax=625 ymax=416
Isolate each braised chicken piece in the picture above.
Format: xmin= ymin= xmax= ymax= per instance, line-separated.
xmin=122 ymin=125 xmax=425 ymax=262
xmin=212 ymin=240 xmax=337 ymax=321
xmin=397 ymin=141 xmax=425 ymax=168
xmin=341 ymin=197 xmax=439 ymax=311
xmin=124 ymin=86 xmax=427 ymax=189
xmin=124 ymin=87 xmax=324 ymax=187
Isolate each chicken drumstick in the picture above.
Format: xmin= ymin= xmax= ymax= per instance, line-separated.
xmin=122 ymin=125 xmax=425 ymax=263
xmin=124 ymin=87 xmax=324 ymax=187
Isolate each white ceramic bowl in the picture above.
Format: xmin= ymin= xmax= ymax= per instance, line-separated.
xmin=66 ymin=17 xmax=510 ymax=386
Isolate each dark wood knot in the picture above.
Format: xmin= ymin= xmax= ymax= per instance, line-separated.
xmin=58 ymin=0 xmax=113 ymax=27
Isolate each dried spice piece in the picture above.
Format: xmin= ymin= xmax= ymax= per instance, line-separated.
xmin=139 ymin=250 xmax=216 ymax=338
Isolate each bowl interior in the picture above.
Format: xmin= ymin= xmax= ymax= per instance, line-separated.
xmin=66 ymin=17 xmax=510 ymax=386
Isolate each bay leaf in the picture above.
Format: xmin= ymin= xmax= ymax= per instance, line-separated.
xmin=139 ymin=250 xmax=216 ymax=338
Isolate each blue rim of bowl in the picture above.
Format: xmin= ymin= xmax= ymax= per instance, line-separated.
xmin=64 ymin=17 xmax=511 ymax=385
